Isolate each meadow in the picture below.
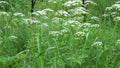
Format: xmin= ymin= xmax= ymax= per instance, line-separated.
xmin=0 ymin=0 xmax=120 ymax=68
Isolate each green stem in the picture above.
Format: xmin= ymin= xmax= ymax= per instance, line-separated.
xmin=36 ymin=33 xmax=44 ymax=68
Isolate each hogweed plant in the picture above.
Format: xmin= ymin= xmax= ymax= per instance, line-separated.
xmin=0 ymin=0 xmax=120 ymax=68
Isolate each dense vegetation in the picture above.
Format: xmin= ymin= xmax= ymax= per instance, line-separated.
xmin=0 ymin=0 xmax=120 ymax=68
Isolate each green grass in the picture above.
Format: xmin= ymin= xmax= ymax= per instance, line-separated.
xmin=0 ymin=0 xmax=120 ymax=68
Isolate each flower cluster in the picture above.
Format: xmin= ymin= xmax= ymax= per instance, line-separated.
xmin=8 ymin=35 xmax=18 ymax=40
xmin=63 ymin=20 xmax=100 ymax=29
xmin=116 ymin=39 xmax=120 ymax=44
xmin=105 ymin=1 xmax=120 ymax=25
xmin=41 ymin=23 xmax=49 ymax=27
xmin=22 ymin=18 xmax=40 ymax=24
xmin=55 ymin=10 xmax=70 ymax=17
xmin=91 ymin=16 xmax=99 ymax=21
xmin=85 ymin=0 xmax=97 ymax=6
xmin=105 ymin=1 xmax=120 ymax=11
xmin=92 ymin=41 xmax=103 ymax=46
xmin=43 ymin=8 xmax=54 ymax=12
xmin=32 ymin=8 xmax=54 ymax=16
xmin=49 ymin=29 xmax=69 ymax=36
xmin=0 ymin=1 xmax=9 ymax=4
xmin=111 ymin=3 xmax=120 ymax=10
xmin=69 ymin=7 xmax=88 ymax=15
xmin=102 ymin=14 xmax=109 ymax=17
xmin=81 ymin=23 xmax=91 ymax=28
xmin=63 ymin=0 xmax=82 ymax=7
xmin=32 ymin=10 xmax=46 ymax=16
xmin=49 ymin=31 xmax=61 ymax=36
xmin=0 ymin=11 xmax=9 ymax=16
xmin=52 ymin=17 xmax=64 ymax=23
xmin=63 ymin=20 xmax=81 ymax=28
xmin=48 ymin=0 xmax=57 ymax=3
xmin=13 ymin=12 xmax=24 ymax=17
xmin=114 ymin=17 xmax=120 ymax=21
xmin=74 ymin=31 xmax=86 ymax=37
xmin=90 ymin=24 xmax=100 ymax=28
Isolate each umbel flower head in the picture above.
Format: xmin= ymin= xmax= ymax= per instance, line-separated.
xmin=13 ymin=12 xmax=24 ymax=17
xmin=69 ymin=7 xmax=88 ymax=15
xmin=63 ymin=0 xmax=82 ymax=7
xmin=74 ymin=31 xmax=86 ymax=37
xmin=85 ymin=0 xmax=97 ymax=5
xmin=49 ymin=29 xmax=69 ymax=36
xmin=0 ymin=11 xmax=9 ymax=16
xmin=0 ymin=1 xmax=9 ymax=4
xmin=105 ymin=1 xmax=120 ymax=11
xmin=55 ymin=10 xmax=70 ymax=17
xmin=92 ymin=41 xmax=103 ymax=46
xmin=116 ymin=39 xmax=120 ymax=44
xmin=111 ymin=3 xmax=120 ymax=10
xmin=114 ymin=17 xmax=120 ymax=21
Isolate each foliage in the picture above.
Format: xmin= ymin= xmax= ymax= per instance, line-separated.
xmin=0 ymin=0 xmax=120 ymax=68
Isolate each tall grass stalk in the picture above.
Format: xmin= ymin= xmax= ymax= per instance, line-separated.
xmin=36 ymin=33 xmax=44 ymax=68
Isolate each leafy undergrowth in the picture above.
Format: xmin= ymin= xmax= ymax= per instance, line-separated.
xmin=0 ymin=0 xmax=120 ymax=68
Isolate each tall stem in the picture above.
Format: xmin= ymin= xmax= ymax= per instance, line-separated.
xmin=82 ymin=0 xmax=87 ymax=22
xmin=31 ymin=0 xmax=36 ymax=17
xmin=82 ymin=0 xmax=85 ymax=5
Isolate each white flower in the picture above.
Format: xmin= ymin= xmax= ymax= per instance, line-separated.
xmin=116 ymin=39 xmax=120 ymax=44
xmin=0 ymin=1 xmax=9 ymax=4
xmin=60 ymin=29 xmax=70 ymax=34
xmin=93 ymin=41 xmax=103 ymax=46
xmin=63 ymin=0 xmax=82 ymax=7
xmin=106 ymin=1 xmax=120 ymax=11
xmin=64 ymin=20 xmax=81 ymax=27
xmin=116 ymin=1 xmax=120 ymax=4
xmin=22 ymin=18 xmax=40 ymax=24
xmin=32 ymin=12 xmax=39 ymax=16
xmin=105 ymin=7 xmax=112 ymax=10
xmin=83 ymin=28 xmax=89 ymax=32
xmin=42 ymin=16 xmax=49 ymax=19
xmin=37 ymin=10 xmax=47 ymax=15
xmin=48 ymin=0 xmax=52 ymax=2
xmin=33 ymin=10 xmax=47 ymax=16
xmin=91 ymin=16 xmax=99 ymax=21
xmin=85 ymin=0 xmax=97 ymax=5
xmin=41 ymin=23 xmax=49 ymax=27
xmin=49 ymin=31 xmax=62 ymax=36
xmin=74 ymin=31 xmax=86 ymax=37
xmin=81 ymin=23 xmax=91 ymax=28
xmin=52 ymin=17 xmax=64 ymax=23
xmin=111 ymin=12 xmax=118 ymax=17
xmin=33 ymin=8 xmax=54 ymax=16
xmin=73 ymin=17 xmax=83 ymax=21
xmin=43 ymin=8 xmax=54 ymax=12
xmin=69 ymin=7 xmax=88 ymax=15
xmin=112 ymin=3 xmax=120 ymax=10
xmin=0 ymin=12 xmax=9 ymax=16
xmin=30 ymin=19 xmax=40 ymax=24
xmin=13 ymin=12 xmax=24 ymax=17
xmin=111 ymin=12 xmax=117 ymax=15
xmin=22 ymin=18 xmax=31 ymax=24
xmin=55 ymin=10 xmax=70 ymax=16
xmin=102 ymin=14 xmax=109 ymax=17
xmin=48 ymin=0 xmax=57 ymax=3
xmin=9 ymin=36 xmax=18 ymax=39
xmin=91 ymin=24 xmax=100 ymax=28
xmin=114 ymin=17 xmax=120 ymax=21
xmin=49 ymin=29 xmax=70 ymax=36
